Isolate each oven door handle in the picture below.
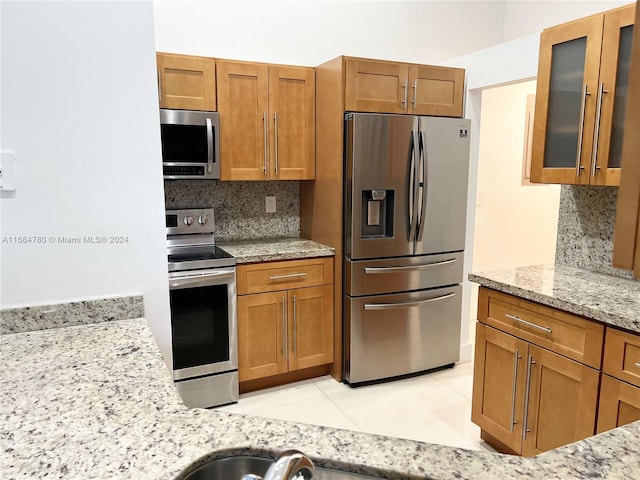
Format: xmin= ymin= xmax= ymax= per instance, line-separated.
xmin=169 ymin=269 xmax=235 ymax=289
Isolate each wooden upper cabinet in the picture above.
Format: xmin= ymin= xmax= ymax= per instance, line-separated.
xmin=269 ymin=66 xmax=315 ymax=180
xmin=217 ymin=60 xmax=269 ymax=180
xmin=344 ymin=57 xmax=464 ymax=117
xmin=408 ymin=65 xmax=465 ymax=117
xmin=613 ymin=0 xmax=640 ymax=277
xmin=345 ymin=58 xmax=409 ymax=113
xmin=217 ymin=60 xmax=315 ymax=181
xmin=531 ymin=4 xmax=635 ymax=186
xmin=156 ymin=52 xmax=216 ymax=111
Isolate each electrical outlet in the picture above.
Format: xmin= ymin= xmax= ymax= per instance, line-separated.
xmin=265 ymin=195 xmax=276 ymax=213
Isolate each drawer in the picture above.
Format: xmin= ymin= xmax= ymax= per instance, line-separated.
xmin=478 ymin=287 xmax=604 ymax=368
xmin=603 ymin=327 xmax=640 ymax=387
xmin=237 ymin=257 xmax=333 ymax=295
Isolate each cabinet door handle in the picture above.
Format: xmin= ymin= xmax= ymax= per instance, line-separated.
xmin=505 ymin=313 xmax=552 ymax=335
xmin=281 ymin=296 xmax=286 ymax=356
xmin=402 ymin=79 xmax=408 ymax=108
xmin=274 ymin=112 xmax=279 ymax=175
xmin=522 ymin=354 xmax=536 ymax=441
xmin=292 ymin=295 xmax=298 ymax=354
xmin=411 ymin=79 xmax=418 ymax=109
xmin=268 ymin=273 xmax=308 ymax=281
xmin=575 ymin=83 xmax=591 ymax=177
xmin=510 ymin=349 xmax=522 ymax=433
xmin=591 ymin=82 xmax=607 ymax=177
xmin=262 ymin=112 xmax=268 ymax=176
xmin=635 ymin=362 xmax=640 ymax=369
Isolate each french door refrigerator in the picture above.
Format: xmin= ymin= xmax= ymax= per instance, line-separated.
xmin=343 ymin=112 xmax=470 ymax=385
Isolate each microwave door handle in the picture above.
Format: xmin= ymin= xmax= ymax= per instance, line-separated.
xmin=206 ymin=117 xmax=214 ymax=172
xmin=417 ymin=130 xmax=428 ymax=241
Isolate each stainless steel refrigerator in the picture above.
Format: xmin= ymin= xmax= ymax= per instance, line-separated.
xmin=343 ymin=112 xmax=470 ymax=385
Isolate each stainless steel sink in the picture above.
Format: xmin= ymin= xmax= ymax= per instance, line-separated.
xmin=180 ymin=455 xmax=379 ymax=480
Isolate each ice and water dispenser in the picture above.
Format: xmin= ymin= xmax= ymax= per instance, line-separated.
xmin=361 ymin=189 xmax=394 ymax=238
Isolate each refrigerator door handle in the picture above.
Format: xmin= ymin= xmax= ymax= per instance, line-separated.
xmin=416 ymin=130 xmax=428 ymax=241
xmin=364 ymin=292 xmax=455 ymax=310
xmin=363 ymin=258 xmax=457 ymax=274
xmin=408 ymin=130 xmax=420 ymax=243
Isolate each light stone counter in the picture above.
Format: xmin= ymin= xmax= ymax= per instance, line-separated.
xmin=469 ymin=264 xmax=640 ymax=334
xmin=218 ymin=237 xmax=335 ymax=264
xmin=2 ymin=318 xmax=639 ymax=480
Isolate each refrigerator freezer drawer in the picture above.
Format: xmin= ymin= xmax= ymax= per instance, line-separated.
xmin=346 ymin=252 xmax=464 ymax=296
xmin=344 ymin=285 xmax=462 ymax=384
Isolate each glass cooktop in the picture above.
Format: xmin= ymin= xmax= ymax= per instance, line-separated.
xmin=168 ymin=245 xmax=236 ymax=272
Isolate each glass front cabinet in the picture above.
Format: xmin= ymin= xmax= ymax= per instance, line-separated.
xmin=531 ymin=4 xmax=635 ymax=186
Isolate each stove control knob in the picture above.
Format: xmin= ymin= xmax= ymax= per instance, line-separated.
xmin=183 ymin=216 xmax=194 ymax=226
xmin=198 ymin=215 xmax=208 ymax=225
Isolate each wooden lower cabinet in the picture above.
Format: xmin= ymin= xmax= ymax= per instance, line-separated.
xmin=472 ymin=323 xmax=600 ymax=456
xmin=237 ymin=283 xmax=333 ymax=383
xmin=597 ymin=374 xmax=640 ymax=433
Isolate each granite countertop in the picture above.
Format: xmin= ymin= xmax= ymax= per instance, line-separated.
xmin=218 ymin=237 xmax=335 ymax=264
xmin=468 ymin=264 xmax=640 ymax=334
xmin=2 ymin=318 xmax=640 ymax=480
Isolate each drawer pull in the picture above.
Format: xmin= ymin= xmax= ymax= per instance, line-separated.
xmin=364 ymin=259 xmax=456 ymax=274
xmin=505 ymin=313 xmax=552 ymax=335
xmin=268 ymin=273 xmax=308 ymax=281
xmin=635 ymin=363 xmax=640 ymax=369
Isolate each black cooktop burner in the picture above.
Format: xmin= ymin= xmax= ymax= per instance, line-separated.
xmin=168 ymin=245 xmax=236 ymax=272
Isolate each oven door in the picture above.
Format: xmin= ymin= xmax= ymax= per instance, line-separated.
xmin=169 ymin=267 xmax=237 ymax=380
xmin=160 ymin=109 xmax=220 ymax=180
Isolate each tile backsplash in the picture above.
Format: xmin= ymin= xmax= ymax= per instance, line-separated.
xmin=164 ymin=180 xmax=300 ymax=241
xmin=555 ymin=185 xmax=633 ymax=279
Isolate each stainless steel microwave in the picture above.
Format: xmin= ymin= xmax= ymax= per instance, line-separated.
xmin=160 ymin=109 xmax=220 ymax=180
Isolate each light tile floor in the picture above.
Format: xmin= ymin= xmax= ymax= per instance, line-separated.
xmin=217 ymin=361 xmax=495 ymax=452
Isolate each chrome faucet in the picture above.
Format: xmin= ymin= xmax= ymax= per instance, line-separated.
xmin=241 ymin=450 xmax=315 ymax=480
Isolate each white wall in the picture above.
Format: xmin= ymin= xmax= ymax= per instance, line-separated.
xmin=0 ymin=1 xmax=172 ymax=369
xmin=503 ymin=0 xmax=630 ymax=41
xmin=153 ymin=0 xmax=507 ymax=65
xmin=473 ymin=81 xmax=560 ymax=272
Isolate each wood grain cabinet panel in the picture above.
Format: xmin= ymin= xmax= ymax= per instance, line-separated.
xmin=237 ymin=258 xmax=334 ymax=385
xmin=613 ymin=0 xmax=640 ymax=277
xmin=478 ymin=288 xmax=604 ymax=368
xmin=603 ymin=327 xmax=640 ymax=387
xmin=473 ymin=287 xmax=603 ymax=456
xmin=597 ymin=374 xmax=640 ymax=433
xmin=344 ymin=57 xmax=464 ymax=117
xmin=156 ymin=52 xmax=216 ymax=111
xmin=531 ymin=4 xmax=635 ymax=186
xmin=217 ymin=60 xmax=315 ymax=181
xmin=472 ymin=322 xmax=599 ymax=456
xmin=521 ymin=344 xmax=599 ymax=456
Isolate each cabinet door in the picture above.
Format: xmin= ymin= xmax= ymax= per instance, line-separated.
xmin=287 ymin=285 xmax=334 ymax=372
xmin=237 ymin=292 xmax=287 ymax=381
xmin=471 ymin=324 xmax=527 ymax=454
xmin=345 ymin=58 xmax=408 ymax=113
xmin=521 ymin=344 xmax=599 ymax=456
xmin=217 ymin=61 xmax=269 ymax=180
xmin=407 ymin=65 xmax=464 ymax=117
xmin=613 ymin=0 xmax=640 ymax=276
xmin=268 ymin=66 xmax=315 ymax=180
xmin=597 ymin=374 xmax=640 ymax=433
xmin=591 ymin=6 xmax=635 ymax=186
xmin=531 ymin=15 xmax=604 ymax=184
xmin=157 ymin=53 xmax=216 ymax=111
